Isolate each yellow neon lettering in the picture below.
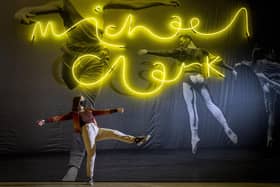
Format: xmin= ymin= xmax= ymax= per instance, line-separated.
xmin=204 ymin=56 xmax=225 ymax=78
xmin=28 ymin=5 xmax=246 ymax=97
xmin=104 ymin=14 xmax=181 ymax=41
xmin=30 ymin=7 xmax=250 ymax=44
xmin=31 ymin=18 xmax=125 ymax=48
xmin=72 ymin=54 xmax=225 ymax=97
xmin=170 ymin=7 xmax=250 ymax=38
xmin=121 ymin=59 xmax=167 ymax=97
xmin=72 ymin=54 xmax=110 ymax=86
xmin=151 ymin=63 xmax=185 ymax=83
xmin=72 ymin=55 xmax=167 ymax=97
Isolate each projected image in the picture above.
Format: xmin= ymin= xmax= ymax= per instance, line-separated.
xmin=235 ymin=47 xmax=280 ymax=148
xmin=2 ymin=0 xmax=279 ymax=183
xmin=138 ymin=34 xmax=238 ymax=154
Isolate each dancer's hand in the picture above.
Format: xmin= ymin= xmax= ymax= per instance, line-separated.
xmin=138 ymin=49 xmax=148 ymax=56
xmin=164 ymin=0 xmax=181 ymax=7
xmin=14 ymin=8 xmax=36 ymax=25
xmin=36 ymin=120 xmax=45 ymax=126
xmin=235 ymin=60 xmax=251 ymax=67
xmin=234 ymin=63 xmax=241 ymax=68
xmin=232 ymin=70 xmax=238 ymax=80
xmin=117 ymin=107 xmax=124 ymax=113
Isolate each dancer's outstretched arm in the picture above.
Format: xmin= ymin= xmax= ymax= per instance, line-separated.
xmin=14 ymin=1 xmax=63 ymax=24
xmin=219 ymin=62 xmax=234 ymax=71
xmin=206 ymin=51 xmax=235 ymax=73
xmin=256 ymin=73 xmax=280 ymax=88
xmin=138 ymin=48 xmax=180 ymax=59
xmin=217 ymin=61 xmax=238 ymax=77
xmin=91 ymin=107 xmax=124 ymax=116
xmin=104 ymin=0 xmax=180 ymax=10
xmin=235 ymin=60 xmax=252 ymax=67
xmin=36 ymin=112 xmax=73 ymax=126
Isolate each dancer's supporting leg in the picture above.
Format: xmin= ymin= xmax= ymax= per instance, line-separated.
xmin=199 ymin=86 xmax=238 ymax=144
xmin=183 ymin=82 xmax=200 ymax=154
xmin=82 ymin=125 xmax=151 ymax=185
xmin=263 ymin=84 xmax=276 ymax=148
xmin=81 ymin=123 xmax=99 ymax=185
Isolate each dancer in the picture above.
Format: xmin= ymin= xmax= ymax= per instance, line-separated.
xmin=236 ymin=47 xmax=280 ymax=148
xmin=36 ymin=96 xmax=151 ymax=185
xmin=14 ymin=0 xmax=180 ymax=181
xmin=139 ymin=34 xmax=238 ymax=154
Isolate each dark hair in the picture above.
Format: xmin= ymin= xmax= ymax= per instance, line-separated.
xmin=72 ymin=96 xmax=82 ymax=112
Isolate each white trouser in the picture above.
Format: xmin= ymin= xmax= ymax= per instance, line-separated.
xmin=81 ymin=123 xmax=135 ymax=178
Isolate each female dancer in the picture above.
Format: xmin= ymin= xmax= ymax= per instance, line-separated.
xmin=36 ymin=96 xmax=151 ymax=185
xmin=139 ymin=34 xmax=238 ymax=154
xmin=236 ymin=47 xmax=280 ymax=148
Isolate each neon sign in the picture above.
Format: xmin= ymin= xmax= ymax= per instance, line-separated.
xmin=30 ymin=7 xmax=249 ymax=45
xmin=28 ymin=7 xmax=250 ymax=97
xmin=169 ymin=7 xmax=250 ymax=38
xmin=72 ymin=55 xmax=224 ymax=97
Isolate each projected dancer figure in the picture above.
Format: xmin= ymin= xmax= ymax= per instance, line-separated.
xmin=36 ymin=96 xmax=151 ymax=185
xmin=14 ymin=0 xmax=180 ymax=181
xmin=139 ymin=34 xmax=238 ymax=154
xmin=236 ymin=47 xmax=280 ymax=148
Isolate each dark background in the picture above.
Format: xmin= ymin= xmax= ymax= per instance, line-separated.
xmin=0 ymin=0 xmax=280 ymax=182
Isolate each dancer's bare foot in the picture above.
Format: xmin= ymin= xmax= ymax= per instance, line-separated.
xmin=225 ymin=128 xmax=238 ymax=144
xmin=191 ymin=136 xmax=200 ymax=154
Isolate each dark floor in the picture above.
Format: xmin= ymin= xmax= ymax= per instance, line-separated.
xmin=0 ymin=182 xmax=280 ymax=187
xmin=0 ymin=149 xmax=280 ymax=182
